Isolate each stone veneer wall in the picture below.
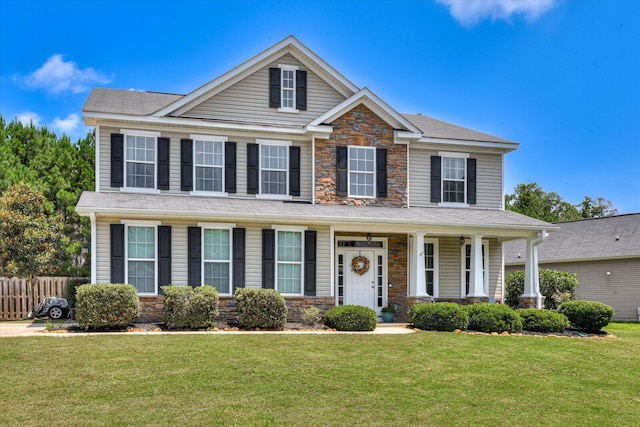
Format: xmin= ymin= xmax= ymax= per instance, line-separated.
xmin=386 ymin=234 xmax=409 ymax=321
xmin=137 ymin=295 xmax=335 ymax=326
xmin=315 ymin=104 xmax=407 ymax=207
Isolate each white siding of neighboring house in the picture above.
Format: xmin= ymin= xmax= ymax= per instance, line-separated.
xmin=181 ymin=54 xmax=347 ymax=126
xmin=98 ymin=126 xmax=312 ymax=201
xmin=408 ymin=146 xmax=503 ymax=210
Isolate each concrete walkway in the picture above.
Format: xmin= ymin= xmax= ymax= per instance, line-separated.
xmin=0 ymin=321 xmax=415 ymax=337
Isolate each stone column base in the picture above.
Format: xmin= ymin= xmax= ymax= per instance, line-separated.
xmin=519 ymin=296 xmax=546 ymax=308
xmin=465 ymin=296 xmax=489 ymax=305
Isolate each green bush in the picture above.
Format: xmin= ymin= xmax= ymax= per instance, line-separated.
xmin=324 ymin=305 xmax=377 ymax=331
xmin=161 ymin=285 xmax=219 ymax=329
xmin=517 ymin=308 xmax=570 ymax=333
xmin=505 ymin=269 xmax=579 ymax=310
xmin=65 ymin=277 xmax=90 ymax=308
xmin=409 ymin=302 xmax=469 ymax=331
xmin=235 ymin=288 xmax=287 ymax=330
xmin=76 ymin=284 xmax=140 ymax=330
xmin=301 ymin=306 xmax=321 ymax=327
xmin=558 ymin=300 xmax=614 ymax=332
xmin=466 ymin=303 xmax=522 ymax=333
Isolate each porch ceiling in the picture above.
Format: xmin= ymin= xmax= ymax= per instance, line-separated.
xmin=77 ymin=191 xmax=555 ymax=238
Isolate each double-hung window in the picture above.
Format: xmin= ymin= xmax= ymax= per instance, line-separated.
xmin=193 ymin=135 xmax=226 ymax=193
xmin=348 ymin=146 xmax=375 ymax=197
xmin=260 ymin=140 xmax=289 ymax=196
xmin=424 ymin=239 xmax=439 ymax=297
xmin=461 ymin=241 xmax=489 ymax=297
xmin=276 ymin=229 xmax=303 ymax=294
xmin=442 ymin=154 xmax=466 ymax=203
xmin=281 ymin=68 xmax=295 ymax=109
xmin=125 ymin=131 xmax=159 ymax=189
xmin=202 ymin=226 xmax=232 ymax=294
xmin=126 ymin=224 xmax=157 ymax=294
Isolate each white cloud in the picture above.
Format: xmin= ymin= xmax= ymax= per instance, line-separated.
xmin=20 ymin=54 xmax=112 ymax=94
xmin=16 ymin=111 xmax=42 ymax=127
xmin=436 ymin=0 xmax=558 ymax=26
xmin=50 ymin=113 xmax=80 ymax=134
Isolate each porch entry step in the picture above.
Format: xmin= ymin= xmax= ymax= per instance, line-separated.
xmin=376 ymin=322 xmax=410 ymax=328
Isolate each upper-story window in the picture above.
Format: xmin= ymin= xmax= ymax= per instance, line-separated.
xmin=430 ymin=152 xmax=476 ymax=206
xmin=349 ymin=146 xmax=375 ymax=197
xmin=269 ymin=66 xmax=307 ymax=112
xmin=126 ymin=134 xmax=156 ymax=189
xmin=248 ymin=139 xmax=300 ymax=200
xmin=193 ymin=135 xmax=226 ymax=193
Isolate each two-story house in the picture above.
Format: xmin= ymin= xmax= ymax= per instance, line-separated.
xmin=76 ymin=36 xmax=553 ymax=322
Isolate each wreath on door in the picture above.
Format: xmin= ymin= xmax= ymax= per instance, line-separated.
xmin=351 ymin=255 xmax=371 ymax=276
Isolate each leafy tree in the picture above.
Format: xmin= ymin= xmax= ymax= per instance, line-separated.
xmin=0 ymin=183 xmax=63 ymax=309
xmin=505 ymin=183 xmax=617 ymax=222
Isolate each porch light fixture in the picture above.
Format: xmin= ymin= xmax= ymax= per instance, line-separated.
xmin=367 ymin=233 xmax=372 ymax=242
xmin=459 ymin=236 xmax=465 ymax=246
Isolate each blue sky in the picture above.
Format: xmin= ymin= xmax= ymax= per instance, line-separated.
xmin=1 ymin=0 xmax=639 ymax=213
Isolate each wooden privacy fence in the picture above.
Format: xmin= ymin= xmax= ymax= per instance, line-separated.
xmin=0 ymin=277 xmax=68 ymax=320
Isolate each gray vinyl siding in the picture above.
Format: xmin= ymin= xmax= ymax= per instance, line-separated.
xmin=181 ymin=54 xmax=346 ymax=126
xmin=98 ymin=126 xmax=312 ymax=201
xmin=95 ymin=219 xmax=331 ymax=297
xmin=507 ymin=258 xmax=640 ymax=320
xmin=488 ymin=240 xmax=502 ymax=300
xmin=408 ymin=146 xmax=503 ymax=209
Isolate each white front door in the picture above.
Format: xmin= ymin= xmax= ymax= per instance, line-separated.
xmin=344 ymin=250 xmax=376 ymax=310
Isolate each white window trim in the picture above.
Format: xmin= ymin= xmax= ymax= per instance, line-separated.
xmin=424 ymin=238 xmax=439 ymax=298
xmin=122 ymin=129 xmax=160 ymax=194
xmin=347 ymin=146 xmax=376 ymax=199
xmin=190 ymin=134 xmax=228 ymax=197
xmin=257 ymin=139 xmax=292 ymax=200
xmin=438 ymin=151 xmax=468 ymax=207
xmin=200 ymin=224 xmax=234 ymax=296
xmin=123 ymin=222 xmax=158 ymax=296
xmin=460 ymin=240 xmax=489 ymax=298
xmin=273 ymin=225 xmax=306 ymax=296
xmin=277 ymin=64 xmax=299 ymax=113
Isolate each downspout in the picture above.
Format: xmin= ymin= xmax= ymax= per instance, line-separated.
xmin=311 ymin=135 xmax=316 ymax=205
xmin=531 ymin=230 xmax=548 ymax=309
xmin=90 ymin=212 xmax=97 ymax=284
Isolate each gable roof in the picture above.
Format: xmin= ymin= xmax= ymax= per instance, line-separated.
xmin=504 ymin=213 xmax=640 ymax=264
xmin=83 ymin=89 xmax=183 ymax=116
xmin=404 ymin=113 xmax=514 ymax=144
xmin=154 ymin=35 xmax=359 ymax=118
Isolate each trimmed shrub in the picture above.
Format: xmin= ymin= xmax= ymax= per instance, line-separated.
xmin=467 ymin=303 xmax=522 ymax=333
xmin=301 ymin=306 xmax=321 ymax=327
xmin=324 ymin=305 xmax=377 ymax=331
xmin=409 ymin=302 xmax=469 ymax=331
xmin=505 ymin=269 xmax=579 ymax=310
xmin=558 ymin=300 xmax=614 ymax=332
xmin=65 ymin=277 xmax=90 ymax=308
xmin=161 ymin=285 xmax=219 ymax=329
xmin=518 ymin=308 xmax=570 ymax=333
xmin=235 ymin=288 xmax=287 ymax=330
xmin=76 ymin=284 xmax=139 ymax=330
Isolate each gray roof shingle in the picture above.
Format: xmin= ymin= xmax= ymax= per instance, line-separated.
xmin=76 ymin=191 xmax=551 ymax=234
xmin=83 ymin=88 xmax=183 ymax=116
xmin=403 ymin=113 xmax=513 ymax=144
xmin=504 ymin=214 xmax=640 ymax=264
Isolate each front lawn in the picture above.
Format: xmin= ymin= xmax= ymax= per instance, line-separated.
xmin=1 ymin=323 xmax=639 ymax=426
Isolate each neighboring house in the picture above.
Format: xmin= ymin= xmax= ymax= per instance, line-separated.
xmin=76 ymin=36 xmax=552 ymax=322
xmin=505 ymin=214 xmax=640 ymax=321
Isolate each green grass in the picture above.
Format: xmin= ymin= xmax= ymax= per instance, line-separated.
xmin=1 ymin=323 xmax=639 ymax=426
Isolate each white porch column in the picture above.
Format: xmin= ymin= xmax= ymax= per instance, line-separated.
xmin=467 ymin=234 xmax=487 ymax=298
xmin=414 ymin=233 xmax=427 ymax=297
xmin=522 ymin=231 xmax=548 ymax=309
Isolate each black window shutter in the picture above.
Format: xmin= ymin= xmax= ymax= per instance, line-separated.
xmin=188 ymin=226 xmax=201 ymax=288
xmin=110 ymin=224 xmax=125 ymax=283
xmin=232 ymin=228 xmax=245 ymax=290
xmin=430 ymin=156 xmax=442 ymax=203
xmin=157 ymin=137 xmax=170 ymax=190
xmin=376 ymin=148 xmax=387 ymax=198
xmin=262 ymin=229 xmax=275 ymax=289
xmin=296 ymin=70 xmax=307 ymax=110
xmin=181 ymin=139 xmax=193 ymax=191
xmin=111 ymin=133 xmax=124 ymax=188
xmin=289 ymin=145 xmax=301 ymax=196
xmin=158 ymin=226 xmax=172 ymax=294
xmin=225 ymin=142 xmax=237 ymax=193
xmin=269 ymin=68 xmax=281 ymax=108
xmin=467 ymin=158 xmax=477 ymax=205
xmin=304 ymin=230 xmax=317 ymax=296
xmin=336 ymin=146 xmax=348 ymax=196
xmin=247 ymin=143 xmax=259 ymax=194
